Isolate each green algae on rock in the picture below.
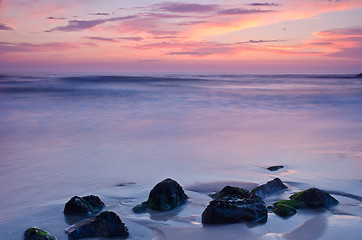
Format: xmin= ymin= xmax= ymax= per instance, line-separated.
xmin=289 ymin=188 xmax=339 ymax=208
xmin=272 ymin=203 xmax=297 ymax=217
xmin=272 ymin=188 xmax=339 ymax=217
xmin=211 ymin=186 xmax=249 ymax=200
xmin=24 ymin=227 xmax=56 ymax=240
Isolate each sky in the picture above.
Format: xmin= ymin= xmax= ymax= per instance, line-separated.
xmin=0 ymin=0 xmax=361 ymax=73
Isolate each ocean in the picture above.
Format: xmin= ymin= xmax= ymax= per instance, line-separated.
xmin=0 ymin=73 xmax=361 ymax=239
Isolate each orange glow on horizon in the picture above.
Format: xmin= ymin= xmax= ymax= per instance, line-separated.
xmin=0 ymin=0 xmax=361 ymax=72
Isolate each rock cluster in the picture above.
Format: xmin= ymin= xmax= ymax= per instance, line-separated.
xmin=202 ymin=197 xmax=268 ymax=224
xmin=201 ymin=178 xmax=288 ymax=225
xmin=272 ymin=188 xmax=339 ymax=217
xmin=23 ymin=177 xmax=341 ymax=238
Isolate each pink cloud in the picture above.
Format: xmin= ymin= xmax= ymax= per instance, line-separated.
xmin=0 ymin=42 xmax=78 ymax=53
xmin=168 ymin=46 xmax=235 ymax=56
xmin=317 ymin=26 xmax=362 ymax=37
xmin=85 ymin=36 xmax=143 ymax=42
xmin=328 ymin=46 xmax=362 ymax=59
xmin=119 ymin=37 xmax=143 ymax=41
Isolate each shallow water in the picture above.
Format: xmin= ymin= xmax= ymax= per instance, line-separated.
xmin=0 ymin=73 xmax=361 ymax=239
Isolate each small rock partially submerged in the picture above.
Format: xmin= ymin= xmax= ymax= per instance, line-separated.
xmin=272 ymin=188 xmax=339 ymax=217
xmin=250 ymin=178 xmax=288 ymax=198
xmin=202 ymin=197 xmax=267 ymax=224
xmin=133 ymin=178 xmax=188 ymax=212
xmin=272 ymin=203 xmax=297 ymax=217
xmin=24 ymin=227 xmax=56 ymax=240
xmin=64 ymin=195 xmax=105 ymax=215
xmin=267 ymin=165 xmax=284 ymax=171
xmin=66 ymin=211 xmax=129 ymax=239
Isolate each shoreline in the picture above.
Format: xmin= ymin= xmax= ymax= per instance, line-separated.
xmin=10 ymin=177 xmax=362 ymax=240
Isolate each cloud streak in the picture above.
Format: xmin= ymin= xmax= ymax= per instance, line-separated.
xmin=88 ymin=13 xmax=110 ymax=16
xmin=47 ymin=17 xmax=67 ymax=20
xmin=86 ymin=37 xmax=115 ymax=42
xmin=154 ymin=2 xmax=219 ymax=13
xmin=47 ymin=15 xmax=137 ymax=32
xmin=218 ymin=8 xmax=273 ymax=15
xmin=246 ymin=3 xmax=281 ymax=7
xmin=0 ymin=23 xmax=12 ymax=30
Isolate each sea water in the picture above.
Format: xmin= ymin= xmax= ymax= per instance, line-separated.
xmin=0 ymin=73 xmax=361 ymax=239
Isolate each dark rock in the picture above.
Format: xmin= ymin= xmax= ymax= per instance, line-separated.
xmin=250 ymin=178 xmax=287 ymax=198
xmin=211 ymin=186 xmax=249 ymax=200
xmin=289 ymin=188 xmax=339 ymax=208
xmin=267 ymin=165 xmax=284 ymax=171
xmin=133 ymin=178 xmax=188 ymax=212
xmin=64 ymin=195 xmax=105 ymax=215
xmin=117 ymin=182 xmax=136 ymax=187
xmin=66 ymin=211 xmax=129 ymax=240
xmin=272 ymin=203 xmax=297 ymax=217
xmin=354 ymin=73 xmax=362 ymax=78
xmin=24 ymin=227 xmax=56 ymax=240
xmin=202 ymin=198 xmax=267 ymax=224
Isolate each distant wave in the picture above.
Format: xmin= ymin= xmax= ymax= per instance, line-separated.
xmin=193 ymin=73 xmax=356 ymax=79
xmin=61 ymin=75 xmax=207 ymax=83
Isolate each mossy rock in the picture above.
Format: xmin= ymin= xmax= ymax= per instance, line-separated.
xmin=211 ymin=186 xmax=249 ymax=200
xmin=273 ymin=199 xmax=299 ymax=208
xmin=272 ymin=203 xmax=297 ymax=217
xmin=272 ymin=187 xmax=339 ymax=215
xmin=289 ymin=188 xmax=339 ymax=208
xmin=24 ymin=227 xmax=56 ymax=240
